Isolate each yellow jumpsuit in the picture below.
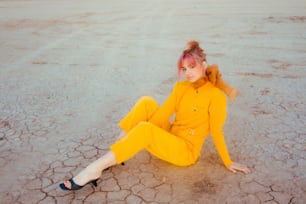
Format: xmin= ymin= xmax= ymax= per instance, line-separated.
xmin=110 ymin=78 xmax=233 ymax=167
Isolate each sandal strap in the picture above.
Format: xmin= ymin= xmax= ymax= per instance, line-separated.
xmin=68 ymin=178 xmax=83 ymax=190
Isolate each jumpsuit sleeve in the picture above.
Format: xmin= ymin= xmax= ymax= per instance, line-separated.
xmin=208 ymin=90 xmax=233 ymax=167
xmin=149 ymin=82 xmax=180 ymax=127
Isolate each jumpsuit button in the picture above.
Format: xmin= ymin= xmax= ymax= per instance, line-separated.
xmin=189 ymin=129 xmax=195 ymax=135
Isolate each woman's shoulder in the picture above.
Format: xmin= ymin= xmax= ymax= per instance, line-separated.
xmin=208 ymin=83 xmax=227 ymax=100
xmin=175 ymin=80 xmax=191 ymax=87
xmin=171 ymin=81 xmax=191 ymax=93
xmin=203 ymin=81 xmax=226 ymax=96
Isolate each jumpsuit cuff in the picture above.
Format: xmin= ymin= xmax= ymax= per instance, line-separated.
xmin=110 ymin=143 xmax=125 ymax=165
xmin=224 ymin=160 xmax=233 ymax=168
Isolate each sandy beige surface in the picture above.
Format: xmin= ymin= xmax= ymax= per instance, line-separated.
xmin=0 ymin=0 xmax=306 ymax=203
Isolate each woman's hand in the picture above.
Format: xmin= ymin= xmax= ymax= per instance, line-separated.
xmin=227 ymin=162 xmax=251 ymax=174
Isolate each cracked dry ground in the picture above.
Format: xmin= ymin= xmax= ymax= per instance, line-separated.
xmin=1 ymin=62 xmax=306 ymax=204
xmin=0 ymin=71 xmax=305 ymax=204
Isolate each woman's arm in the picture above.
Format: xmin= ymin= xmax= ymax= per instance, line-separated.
xmin=149 ymin=82 xmax=180 ymax=127
xmin=209 ymin=89 xmax=250 ymax=174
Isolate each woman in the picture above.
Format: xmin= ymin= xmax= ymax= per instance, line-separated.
xmin=59 ymin=40 xmax=250 ymax=191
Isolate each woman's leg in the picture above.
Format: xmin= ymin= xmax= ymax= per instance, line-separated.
xmin=62 ymin=96 xmax=161 ymax=188
xmin=63 ymin=151 xmax=117 ymax=188
xmin=111 ymin=121 xmax=196 ymax=167
xmin=118 ymin=96 xmax=160 ymax=133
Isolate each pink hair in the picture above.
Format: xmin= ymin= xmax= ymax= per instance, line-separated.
xmin=177 ymin=53 xmax=197 ymax=77
xmin=177 ymin=40 xmax=206 ymax=77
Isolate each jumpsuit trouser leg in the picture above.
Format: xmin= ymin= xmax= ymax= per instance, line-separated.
xmin=110 ymin=96 xmax=196 ymax=167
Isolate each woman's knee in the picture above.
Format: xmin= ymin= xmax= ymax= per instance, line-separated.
xmin=137 ymin=96 xmax=159 ymax=113
xmin=138 ymin=96 xmax=158 ymax=106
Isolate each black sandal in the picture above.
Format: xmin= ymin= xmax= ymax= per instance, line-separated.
xmin=59 ymin=178 xmax=98 ymax=191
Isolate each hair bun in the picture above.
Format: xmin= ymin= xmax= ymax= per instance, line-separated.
xmin=187 ymin=40 xmax=200 ymax=50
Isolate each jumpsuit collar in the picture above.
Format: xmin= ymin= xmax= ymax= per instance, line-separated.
xmin=192 ymin=77 xmax=207 ymax=89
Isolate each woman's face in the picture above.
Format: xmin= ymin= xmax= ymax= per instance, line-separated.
xmin=182 ymin=59 xmax=206 ymax=83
